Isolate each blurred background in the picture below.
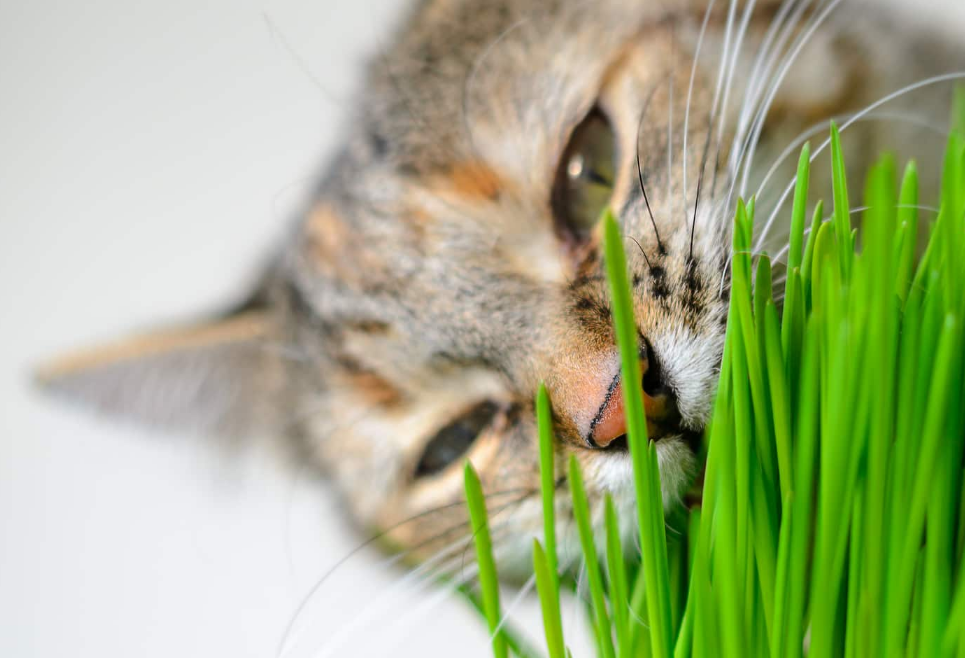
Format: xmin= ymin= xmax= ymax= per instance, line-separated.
xmin=2 ymin=0 xmax=963 ymax=656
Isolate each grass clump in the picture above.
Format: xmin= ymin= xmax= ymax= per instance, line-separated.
xmin=464 ymin=97 xmax=965 ymax=656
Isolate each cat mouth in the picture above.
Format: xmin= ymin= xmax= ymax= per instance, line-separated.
xmin=597 ymin=429 xmax=701 ymax=455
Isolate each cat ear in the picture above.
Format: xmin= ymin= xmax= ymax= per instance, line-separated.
xmin=36 ymin=310 xmax=286 ymax=437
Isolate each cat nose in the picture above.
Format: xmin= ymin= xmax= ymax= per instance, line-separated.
xmin=588 ymin=356 xmax=680 ymax=450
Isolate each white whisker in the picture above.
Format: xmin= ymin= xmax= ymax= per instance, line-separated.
xmin=732 ymin=0 xmax=811 ymax=170
xmin=491 ymin=573 xmax=538 ymax=639
xmin=683 ymin=0 xmax=720 ymax=207
xmin=767 ymin=204 xmax=940 ymax=264
xmin=737 ymin=0 xmax=843 ymax=204
xmin=754 ymin=110 xmax=950 ymax=204
xmin=307 ymin=526 xmax=517 ymax=658
xmin=756 ymin=72 xmax=965 ymax=252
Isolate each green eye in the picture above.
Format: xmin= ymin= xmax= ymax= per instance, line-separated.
xmin=552 ymin=108 xmax=617 ymax=238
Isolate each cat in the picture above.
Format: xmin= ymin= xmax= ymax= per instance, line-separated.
xmin=38 ymin=0 xmax=961 ymax=582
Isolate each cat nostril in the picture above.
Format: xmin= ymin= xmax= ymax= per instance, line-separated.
xmin=641 ymin=350 xmax=681 ymax=437
xmin=598 ymin=434 xmax=628 ymax=453
xmin=641 ymin=338 xmax=670 ymax=398
xmin=587 ymin=350 xmax=682 ymax=451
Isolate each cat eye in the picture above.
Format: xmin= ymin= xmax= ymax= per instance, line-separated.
xmin=552 ymin=108 xmax=617 ymax=239
xmin=414 ymin=402 xmax=501 ymax=478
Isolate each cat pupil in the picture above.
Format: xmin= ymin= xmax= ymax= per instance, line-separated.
xmin=552 ymin=107 xmax=617 ymax=238
xmin=414 ymin=402 xmax=500 ymax=478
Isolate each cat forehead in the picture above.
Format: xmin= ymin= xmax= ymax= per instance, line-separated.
xmin=353 ymin=0 xmax=705 ymax=176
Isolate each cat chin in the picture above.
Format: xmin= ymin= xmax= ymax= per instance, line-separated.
xmin=493 ymin=437 xmax=697 ymax=582
xmin=588 ymin=435 xmax=697 ymax=510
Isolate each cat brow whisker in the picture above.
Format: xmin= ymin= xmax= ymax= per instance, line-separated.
xmin=262 ymin=12 xmax=342 ymax=104
xmin=691 ymin=101 xmax=719 ymax=260
xmin=756 ymin=71 xmax=965 ymax=252
xmin=635 ymin=74 xmax=672 ymax=255
xmin=461 ymin=16 xmax=532 ymax=165
xmin=627 ymin=235 xmax=654 ymax=270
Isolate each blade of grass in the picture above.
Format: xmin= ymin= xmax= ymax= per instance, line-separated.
xmin=568 ymin=456 xmax=615 ymax=658
xmin=533 ymin=539 xmax=566 ymax=658
xmin=464 ymin=463 xmax=509 ymax=658
xmin=603 ymin=211 xmax=673 ymax=658
xmin=537 ymin=384 xmax=560 ymax=587
xmin=605 ymin=496 xmax=631 ymax=656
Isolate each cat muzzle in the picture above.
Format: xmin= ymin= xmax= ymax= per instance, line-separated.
xmin=587 ymin=357 xmax=680 ymax=450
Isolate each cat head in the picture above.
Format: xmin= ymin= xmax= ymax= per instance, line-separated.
xmin=40 ymin=0 xmax=892 ymax=575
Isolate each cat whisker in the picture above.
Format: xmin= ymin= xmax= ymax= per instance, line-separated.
xmin=763 ymin=203 xmax=940 ymax=265
xmin=691 ymin=105 xmax=718 ymax=260
xmin=261 ymin=11 xmax=342 ymax=104
xmin=490 ymin=572 xmax=538 ymax=641
xmin=756 ymin=71 xmax=965 ymax=251
xmin=668 ymin=20 xmax=676 ymax=219
xmin=732 ymin=0 xmax=842 ymax=208
xmin=715 ymin=0 xmax=758 ymax=164
xmin=462 ymin=16 xmax=531 ymax=165
xmin=682 ymin=0 xmax=720 ymax=209
xmin=710 ymin=0 xmax=761 ymax=212
xmin=738 ymin=0 xmax=807 ymax=128
xmin=626 ymin=234 xmax=654 ymax=271
xmin=277 ymin=489 xmax=533 ymax=658
xmin=307 ymin=535 xmax=507 ymax=658
xmin=734 ymin=0 xmax=811 ymax=146
xmin=754 ymin=109 xmax=951 ymax=205
xmin=635 ymin=76 xmax=671 ymax=255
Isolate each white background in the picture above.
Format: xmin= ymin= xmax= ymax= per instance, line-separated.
xmin=2 ymin=1 xmax=962 ymax=656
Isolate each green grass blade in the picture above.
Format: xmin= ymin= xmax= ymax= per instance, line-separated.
xmin=764 ymin=301 xmax=792 ymax=502
xmin=894 ymin=161 xmax=920 ymax=303
xmin=788 ymin=142 xmax=812 ymax=273
xmin=537 ymin=384 xmax=560 ymax=586
xmin=568 ymin=456 xmax=615 ymax=658
xmin=603 ymin=211 xmax=673 ymax=658
xmin=830 ymin=122 xmax=853 ymax=279
xmin=605 ymin=496 xmax=631 ymax=656
xmin=533 ymin=539 xmax=566 ymax=658
xmin=801 ymin=200 xmax=825 ymax=310
xmin=464 ymin=463 xmax=509 ymax=658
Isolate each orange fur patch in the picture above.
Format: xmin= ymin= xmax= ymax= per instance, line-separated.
xmin=347 ymin=371 xmax=402 ymax=407
xmin=306 ymin=206 xmax=350 ymax=270
xmin=305 ymin=205 xmax=387 ymax=287
xmin=439 ymin=161 xmax=503 ymax=201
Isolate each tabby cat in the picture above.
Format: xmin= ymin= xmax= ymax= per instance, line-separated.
xmin=40 ymin=0 xmax=961 ymax=580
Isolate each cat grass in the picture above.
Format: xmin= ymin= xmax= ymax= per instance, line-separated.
xmin=464 ymin=88 xmax=965 ymax=657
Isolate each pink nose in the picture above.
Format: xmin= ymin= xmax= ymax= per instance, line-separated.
xmin=588 ymin=359 xmax=679 ymax=448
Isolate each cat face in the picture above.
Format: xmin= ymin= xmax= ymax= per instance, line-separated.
xmin=281 ymin=1 xmax=736 ymax=571
xmin=41 ymin=0 xmax=957 ymax=577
